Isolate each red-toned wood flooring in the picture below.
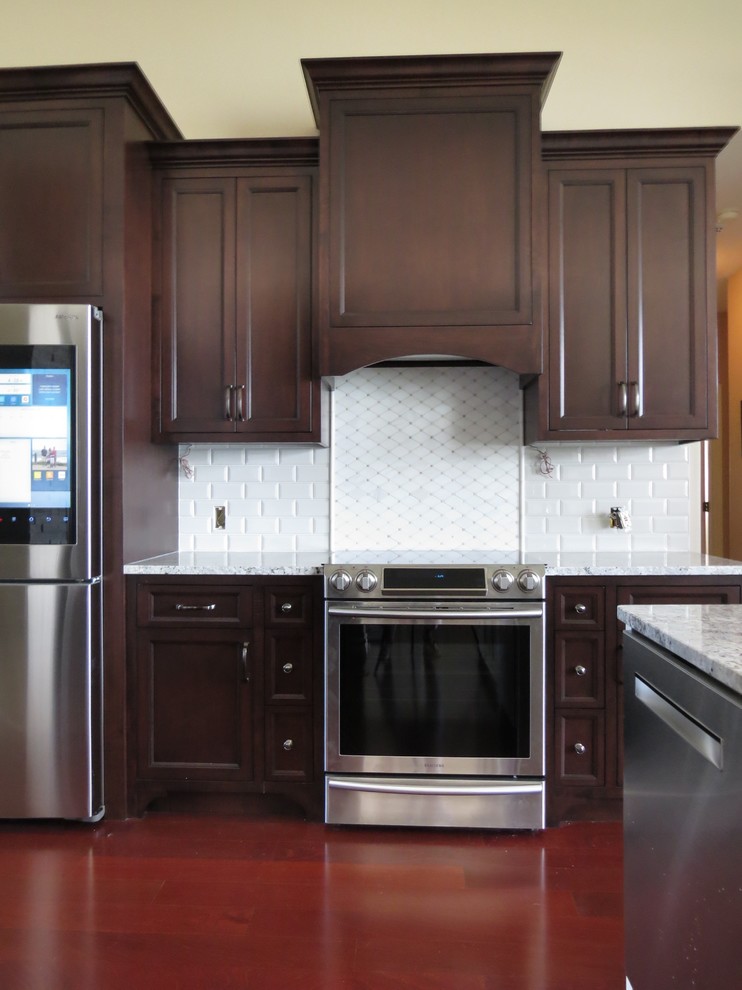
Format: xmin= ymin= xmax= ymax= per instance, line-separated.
xmin=0 ymin=797 xmax=624 ymax=989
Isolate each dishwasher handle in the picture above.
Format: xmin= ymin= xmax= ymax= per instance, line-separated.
xmin=634 ymin=674 xmax=723 ymax=769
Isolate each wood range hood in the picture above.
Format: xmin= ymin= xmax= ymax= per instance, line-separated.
xmin=302 ymin=52 xmax=563 ymax=379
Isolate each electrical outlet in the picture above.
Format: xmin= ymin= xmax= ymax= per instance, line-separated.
xmin=214 ymin=505 xmax=226 ymax=530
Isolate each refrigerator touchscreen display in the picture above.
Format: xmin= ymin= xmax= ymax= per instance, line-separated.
xmin=0 ymin=345 xmax=75 ymax=545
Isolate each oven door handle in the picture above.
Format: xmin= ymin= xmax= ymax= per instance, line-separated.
xmin=326 ymin=605 xmax=543 ymax=620
xmin=327 ymin=778 xmax=544 ymax=797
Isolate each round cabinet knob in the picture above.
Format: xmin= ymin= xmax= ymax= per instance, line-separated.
xmin=574 ymin=603 xmax=588 ymax=614
xmin=280 ymin=602 xmax=293 ymax=613
xmin=491 ymin=569 xmax=514 ymax=593
xmin=282 ymin=662 xmax=294 ymax=674
xmin=575 ymin=665 xmax=587 ymax=677
xmin=517 ymin=569 xmax=541 ymax=594
xmin=574 ymin=742 xmax=587 ymax=756
xmin=329 ymin=569 xmax=352 ymax=592
xmin=355 ymin=569 xmax=378 ymax=593
xmin=283 ymin=739 xmax=294 ymax=751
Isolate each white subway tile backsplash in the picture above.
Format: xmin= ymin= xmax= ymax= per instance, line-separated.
xmin=616 ymin=481 xmax=653 ymax=499
xmin=651 ymin=480 xmax=689 ymax=499
xmin=597 ymin=463 xmax=630 ymax=481
xmin=175 ymin=377 xmax=697 ymax=557
xmin=278 ymin=517 xmax=315 ymax=536
xmin=262 ymin=465 xmax=297 ymax=482
xmin=227 ymin=465 xmax=262 ymax=482
xmin=581 ymin=481 xmax=618 ymax=499
xmin=245 ymin=517 xmax=279 ymax=535
xmin=244 ymin=482 xmax=280 ymax=499
xmin=629 ymin=462 xmax=666 ymax=480
xmin=559 ymin=464 xmax=596 ymax=482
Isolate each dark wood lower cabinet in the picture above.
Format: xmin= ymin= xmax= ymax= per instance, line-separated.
xmin=127 ymin=575 xmax=323 ymax=818
xmin=547 ymin=575 xmax=742 ymax=825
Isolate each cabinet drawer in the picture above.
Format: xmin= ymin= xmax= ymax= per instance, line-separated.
xmin=265 ymin=630 xmax=313 ymax=703
xmin=266 ymin=587 xmax=312 ymax=625
xmin=265 ymin=708 xmax=313 ymax=781
xmin=137 ymin=584 xmax=253 ymax=626
xmin=554 ymin=632 xmax=605 ymax=707
xmin=554 ymin=587 xmax=605 ymax=629
xmin=555 ymin=712 xmax=605 ymax=786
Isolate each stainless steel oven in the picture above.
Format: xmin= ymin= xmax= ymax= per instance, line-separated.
xmin=324 ymin=562 xmax=545 ymax=829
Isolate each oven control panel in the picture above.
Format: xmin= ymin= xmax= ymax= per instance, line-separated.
xmin=324 ymin=564 xmax=545 ymax=600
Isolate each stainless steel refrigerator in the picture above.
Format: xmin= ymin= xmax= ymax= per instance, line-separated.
xmin=0 ymin=303 xmax=103 ymax=820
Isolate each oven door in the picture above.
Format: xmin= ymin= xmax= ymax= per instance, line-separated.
xmin=325 ymin=601 xmax=545 ymax=778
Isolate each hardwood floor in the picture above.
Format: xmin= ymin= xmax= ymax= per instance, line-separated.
xmin=0 ymin=799 xmax=624 ymax=989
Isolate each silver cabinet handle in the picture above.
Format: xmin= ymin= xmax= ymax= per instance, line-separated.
xmin=241 ymin=641 xmax=251 ymax=683
xmin=629 ymin=381 xmax=641 ymax=417
xmin=236 ymin=384 xmax=246 ymax=422
xmin=224 ymin=385 xmax=233 ymax=421
xmin=175 ymin=603 xmax=217 ymax=611
xmin=280 ymin=602 xmax=293 ymax=613
xmin=575 ymin=665 xmax=587 ymax=677
xmin=617 ymin=381 xmax=628 ymax=416
xmin=283 ymin=738 xmax=293 ymax=751
xmin=282 ymin=662 xmax=294 ymax=674
xmin=574 ymin=603 xmax=587 ymax=615
xmin=574 ymin=742 xmax=587 ymax=755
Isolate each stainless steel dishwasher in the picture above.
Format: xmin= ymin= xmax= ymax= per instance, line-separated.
xmin=623 ymin=629 xmax=742 ymax=989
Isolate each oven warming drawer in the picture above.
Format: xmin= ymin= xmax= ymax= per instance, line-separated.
xmin=325 ymin=775 xmax=545 ymax=830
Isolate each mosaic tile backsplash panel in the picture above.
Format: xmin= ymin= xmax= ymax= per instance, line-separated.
xmin=177 ymin=366 xmax=694 ymax=554
xmin=331 ymin=366 xmax=521 ymax=551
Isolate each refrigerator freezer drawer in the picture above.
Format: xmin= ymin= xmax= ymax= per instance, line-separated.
xmin=0 ymin=581 xmax=102 ymax=820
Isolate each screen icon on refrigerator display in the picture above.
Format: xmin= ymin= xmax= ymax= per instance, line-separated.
xmin=0 ymin=347 xmax=75 ymax=545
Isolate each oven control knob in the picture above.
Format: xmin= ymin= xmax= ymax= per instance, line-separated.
xmin=491 ymin=569 xmax=514 ymax=593
xmin=517 ymin=569 xmax=541 ymax=594
xmin=329 ymin=569 xmax=352 ymax=593
xmin=355 ymin=569 xmax=378 ymax=593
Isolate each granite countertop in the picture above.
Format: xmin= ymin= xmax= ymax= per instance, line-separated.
xmin=123 ymin=549 xmax=742 ymax=577
xmin=123 ymin=551 xmax=328 ymax=576
xmin=618 ymin=603 xmax=742 ymax=697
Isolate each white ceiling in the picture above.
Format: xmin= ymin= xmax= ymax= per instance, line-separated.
xmin=2 ymin=0 xmax=741 ymax=306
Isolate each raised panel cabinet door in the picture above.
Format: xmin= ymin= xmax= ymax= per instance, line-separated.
xmin=556 ymin=712 xmax=605 ymax=786
xmin=158 ymin=176 xmax=236 ymax=435
xmin=265 ymin=630 xmax=313 ymax=703
xmin=547 ymin=168 xmax=628 ymax=431
xmin=265 ymin=708 xmax=313 ymax=781
xmin=554 ymin=632 xmax=605 ymax=707
xmin=317 ymin=92 xmax=542 ymax=374
xmin=626 ymin=167 xmax=709 ymax=431
xmin=329 ymin=95 xmax=532 ymax=328
xmin=137 ymin=629 xmax=254 ymax=782
xmin=234 ymin=176 xmax=314 ymax=436
xmin=0 ymin=108 xmax=104 ymax=297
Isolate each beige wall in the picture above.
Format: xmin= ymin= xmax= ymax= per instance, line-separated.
xmin=726 ymin=270 xmax=742 ymax=558
xmin=1 ymin=1 xmax=741 ymax=140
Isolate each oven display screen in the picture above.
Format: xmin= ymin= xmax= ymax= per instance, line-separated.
xmin=383 ymin=567 xmax=486 ymax=592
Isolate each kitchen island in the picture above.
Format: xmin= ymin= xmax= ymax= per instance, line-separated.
xmin=620 ymin=604 xmax=742 ymax=990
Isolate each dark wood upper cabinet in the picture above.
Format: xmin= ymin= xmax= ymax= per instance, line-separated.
xmin=151 ymin=139 xmax=322 ymax=443
xmin=302 ymin=53 xmax=561 ymax=376
xmin=0 ymin=108 xmax=104 ymax=297
xmin=525 ymin=127 xmax=737 ymax=442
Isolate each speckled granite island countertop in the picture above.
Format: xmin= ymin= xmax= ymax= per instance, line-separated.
xmin=618 ymin=604 xmax=742 ymax=697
